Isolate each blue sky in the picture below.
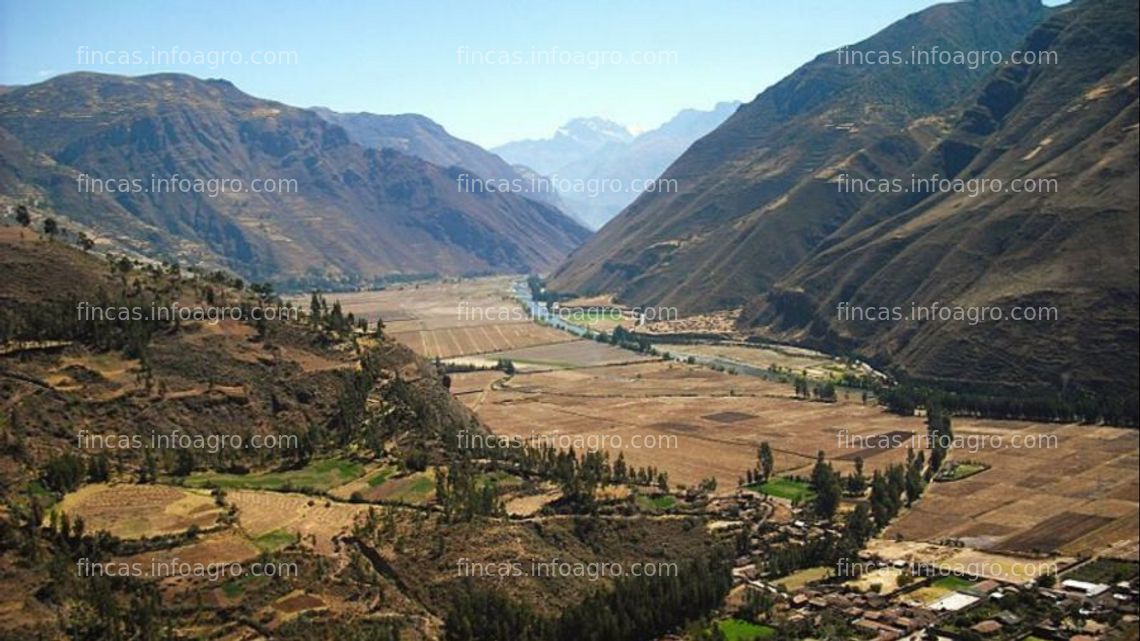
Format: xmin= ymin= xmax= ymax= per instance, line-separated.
xmin=0 ymin=0 xmax=1063 ymax=148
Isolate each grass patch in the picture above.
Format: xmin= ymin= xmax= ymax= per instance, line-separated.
xmin=634 ymin=494 xmax=677 ymax=513
xmin=933 ymin=575 xmax=975 ymax=591
xmin=254 ymin=528 xmax=297 ymax=553
xmin=26 ymin=481 xmax=58 ymax=508
xmin=750 ymin=477 xmax=816 ymax=502
xmin=365 ymin=467 xmax=394 ymax=488
xmin=775 ymin=566 xmax=830 ymax=590
xmin=221 ymin=574 xmax=269 ymax=599
xmin=373 ymin=471 xmax=437 ymax=504
xmin=935 ymin=461 xmax=989 ymax=482
xmin=184 ymin=458 xmax=365 ymax=492
xmin=477 ymin=471 xmax=525 ymax=491
xmin=716 ymin=619 xmax=776 ymax=641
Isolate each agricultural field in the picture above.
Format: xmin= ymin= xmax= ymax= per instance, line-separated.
xmin=316 ymin=276 xmax=1139 ymax=585
xmin=54 ymin=483 xmax=374 ymax=557
xmin=182 ymin=458 xmax=366 ymax=492
xmin=316 ymin=277 xmax=577 ymax=359
xmin=473 ymin=359 xmax=930 ymax=487
xmin=664 ymin=342 xmax=875 ymax=381
xmin=882 ymin=422 xmax=1139 ymax=559
xmin=448 ymin=339 xmax=657 ymax=372
xmin=866 ymin=539 xmax=1073 ymax=584
xmin=224 ymin=490 xmax=372 ymax=555
xmin=715 ymin=618 xmax=777 ymax=640
xmin=54 ymin=484 xmax=226 ymax=538
xmin=750 ymin=477 xmax=815 ymax=503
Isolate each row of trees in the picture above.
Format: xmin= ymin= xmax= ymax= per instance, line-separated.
xmin=879 ymin=382 xmax=1137 ymax=427
xmin=792 ymin=377 xmax=837 ymax=402
xmin=307 ymin=292 xmax=380 ymax=336
xmin=444 ymin=553 xmax=733 ymax=641
xmin=503 ymin=445 xmax=669 ymax=511
xmin=594 ymin=325 xmax=655 ymax=353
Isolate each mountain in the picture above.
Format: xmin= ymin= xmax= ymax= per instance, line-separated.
xmin=552 ymin=0 xmax=1139 ymax=401
xmin=310 ymin=107 xmax=567 ymax=211
xmin=745 ymin=0 xmax=1139 ymax=399
xmin=494 ymin=116 xmax=634 ymax=178
xmin=549 ymin=0 xmax=1050 ymax=307
xmin=0 ymin=73 xmax=590 ymax=288
xmin=495 ymin=106 xmax=739 ymax=228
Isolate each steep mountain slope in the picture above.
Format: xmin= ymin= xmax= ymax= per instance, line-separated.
xmin=747 ymin=0 xmax=1139 ymax=399
xmin=310 ymin=107 xmax=568 ymax=211
xmin=549 ymin=0 xmax=1050 ymax=308
xmin=496 ymin=105 xmax=740 ymax=228
xmin=0 ymin=73 xmax=590 ymax=287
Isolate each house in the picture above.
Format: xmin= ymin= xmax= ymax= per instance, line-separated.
xmin=1061 ymin=579 xmax=1111 ymax=598
xmin=970 ymin=620 xmax=1002 ymax=636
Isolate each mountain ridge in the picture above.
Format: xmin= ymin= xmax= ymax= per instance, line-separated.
xmin=0 ymin=72 xmax=591 ymax=288
xmin=494 ymin=103 xmax=740 ymax=228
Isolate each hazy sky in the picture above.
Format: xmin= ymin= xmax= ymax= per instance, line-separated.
xmin=0 ymin=0 xmax=1064 ymax=148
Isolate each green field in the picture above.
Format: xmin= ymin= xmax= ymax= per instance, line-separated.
xmin=365 ymin=466 xmax=395 ymax=487
xmin=750 ymin=477 xmax=816 ymax=502
xmin=933 ymin=575 xmax=976 ymax=591
xmin=254 ymin=528 xmax=298 ymax=553
xmin=184 ymin=458 xmax=365 ymax=492
xmin=716 ymin=619 xmax=776 ymax=641
xmin=635 ymin=494 xmax=677 ymax=512
xmin=374 ymin=472 xmax=436 ymax=503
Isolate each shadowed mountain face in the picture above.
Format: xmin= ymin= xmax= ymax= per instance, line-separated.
xmin=494 ymin=105 xmax=740 ymax=229
xmin=549 ymin=0 xmax=1050 ymax=307
xmin=0 ymin=73 xmax=590 ymax=286
xmin=310 ymin=107 xmax=570 ymax=213
xmin=746 ymin=0 xmax=1139 ymax=399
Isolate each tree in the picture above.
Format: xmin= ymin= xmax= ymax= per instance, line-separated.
xmin=15 ymin=204 xmax=30 ymax=226
xmin=814 ymin=464 xmax=843 ymax=519
xmin=844 ymin=503 xmax=874 ymax=545
xmin=42 ymin=217 xmax=59 ymax=237
xmin=757 ymin=442 xmax=774 ymax=482
xmin=847 ymin=455 xmax=866 ymax=494
xmin=309 ymin=292 xmax=322 ymax=326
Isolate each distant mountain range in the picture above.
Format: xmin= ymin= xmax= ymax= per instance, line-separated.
xmin=310 ymin=107 xmax=570 ymax=214
xmin=0 ymin=73 xmax=590 ymax=288
xmin=551 ymin=0 xmax=1139 ymax=400
xmin=494 ymin=104 xmax=740 ymax=228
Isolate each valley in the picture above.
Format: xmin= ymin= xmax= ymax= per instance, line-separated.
xmin=2 ymin=0 xmax=1138 ymax=639
xmin=333 ymin=276 xmax=1139 ymax=582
